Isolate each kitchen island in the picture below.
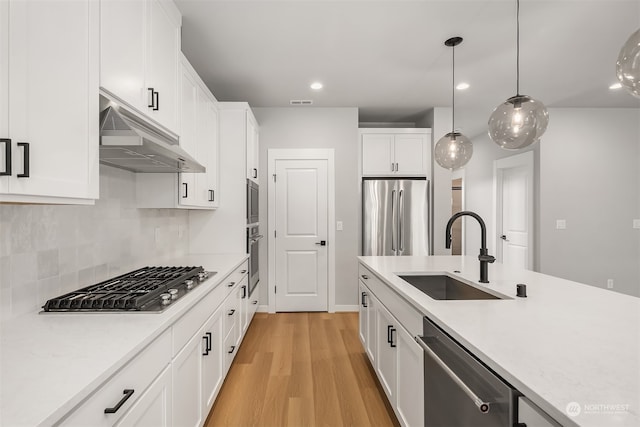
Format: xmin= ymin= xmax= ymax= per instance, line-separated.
xmin=358 ymin=255 xmax=640 ymax=427
xmin=0 ymin=253 xmax=249 ymax=427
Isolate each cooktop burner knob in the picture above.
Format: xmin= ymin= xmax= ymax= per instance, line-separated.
xmin=160 ymin=293 xmax=171 ymax=305
xmin=185 ymin=280 xmax=194 ymax=290
xmin=168 ymin=288 xmax=178 ymax=299
xmin=198 ymin=272 xmax=208 ymax=281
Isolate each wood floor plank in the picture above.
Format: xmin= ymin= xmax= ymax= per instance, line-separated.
xmin=205 ymin=312 xmax=399 ymax=427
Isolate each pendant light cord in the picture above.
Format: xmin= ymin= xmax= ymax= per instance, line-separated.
xmin=516 ymin=0 xmax=520 ymax=96
xmin=452 ymin=43 xmax=456 ymax=133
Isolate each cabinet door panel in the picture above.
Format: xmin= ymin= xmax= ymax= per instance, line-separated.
xmin=376 ymin=304 xmax=396 ymax=403
xmin=366 ymin=291 xmax=377 ymax=363
xmin=358 ymin=282 xmax=367 ymax=347
xmin=172 ymin=332 xmax=203 ymax=427
xmin=362 ymin=134 xmax=394 ymax=176
xmin=116 ymin=366 xmax=172 ymax=427
xmin=8 ymin=0 xmax=98 ymax=199
xmin=202 ymin=309 xmax=224 ymax=416
xmin=100 ymin=0 xmax=145 ymax=111
xmin=196 ymin=89 xmax=218 ymax=207
xmin=396 ymin=325 xmax=423 ymax=427
xmin=147 ymin=0 xmax=179 ymax=133
xmin=394 ymin=134 xmax=426 ymax=175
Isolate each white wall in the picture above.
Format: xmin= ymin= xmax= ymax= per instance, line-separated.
xmin=458 ymin=107 xmax=640 ymax=297
xmin=0 ymin=166 xmax=190 ymax=321
xmin=253 ymin=107 xmax=359 ymax=308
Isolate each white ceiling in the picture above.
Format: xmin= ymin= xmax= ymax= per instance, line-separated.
xmin=175 ymin=0 xmax=640 ymax=123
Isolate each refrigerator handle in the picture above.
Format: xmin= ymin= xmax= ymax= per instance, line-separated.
xmin=399 ymin=189 xmax=404 ymax=252
xmin=391 ymin=189 xmax=396 ymax=252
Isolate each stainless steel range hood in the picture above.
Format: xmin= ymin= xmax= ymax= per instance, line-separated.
xmin=99 ymin=105 xmax=205 ymax=173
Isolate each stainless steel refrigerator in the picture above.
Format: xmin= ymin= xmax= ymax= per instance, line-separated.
xmin=362 ymin=178 xmax=431 ymax=256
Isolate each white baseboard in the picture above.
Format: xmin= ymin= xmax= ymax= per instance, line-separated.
xmin=257 ymin=304 xmax=269 ymax=313
xmin=334 ymin=304 xmax=359 ymax=312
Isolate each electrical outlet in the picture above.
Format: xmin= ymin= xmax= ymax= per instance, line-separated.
xmin=556 ymin=219 xmax=567 ymax=230
xmin=336 ymin=221 xmax=343 ymax=231
xmin=633 ymin=219 xmax=640 ymax=229
xmin=607 ymin=279 xmax=614 ymax=289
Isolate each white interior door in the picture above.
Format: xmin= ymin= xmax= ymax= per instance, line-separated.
xmin=495 ymin=152 xmax=534 ymax=270
xmin=274 ymin=159 xmax=328 ymax=311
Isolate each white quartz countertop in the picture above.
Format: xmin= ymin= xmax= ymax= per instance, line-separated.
xmin=358 ymin=255 xmax=640 ymax=427
xmin=0 ymin=253 xmax=248 ymax=427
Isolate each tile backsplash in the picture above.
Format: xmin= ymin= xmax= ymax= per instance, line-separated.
xmin=0 ymin=166 xmax=190 ymax=321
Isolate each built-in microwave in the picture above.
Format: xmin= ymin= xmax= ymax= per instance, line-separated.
xmin=247 ymin=179 xmax=259 ymax=225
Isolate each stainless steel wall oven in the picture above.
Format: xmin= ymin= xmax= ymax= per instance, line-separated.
xmin=247 ymin=179 xmax=259 ymax=225
xmin=247 ymin=224 xmax=262 ymax=296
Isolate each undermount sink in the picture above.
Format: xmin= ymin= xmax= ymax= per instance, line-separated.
xmin=398 ymin=275 xmax=506 ymax=300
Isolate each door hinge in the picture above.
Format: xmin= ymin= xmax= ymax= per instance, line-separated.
xmin=274 ymin=286 xmax=277 ymax=294
xmin=273 ymin=174 xmax=276 ymax=182
xmin=274 ymin=230 xmax=277 ymax=238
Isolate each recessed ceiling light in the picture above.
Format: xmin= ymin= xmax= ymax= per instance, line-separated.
xmin=609 ymin=82 xmax=623 ymax=90
xmin=310 ymin=82 xmax=323 ymax=90
xmin=456 ymin=82 xmax=470 ymax=90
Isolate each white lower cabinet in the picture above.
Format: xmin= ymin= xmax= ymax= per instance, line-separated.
xmin=57 ymin=260 xmax=253 ymax=427
xmin=358 ymin=264 xmax=423 ymax=427
xmin=115 ymin=366 xmax=172 ymax=427
xmin=395 ymin=323 xmax=424 ymax=427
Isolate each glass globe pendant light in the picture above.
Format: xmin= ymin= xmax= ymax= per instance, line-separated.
xmin=434 ymin=37 xmax=473 ymax=170
xmin=488 ymin=0 xmax=549 ymax=150
xmin=616 ymin=28 xmax=640 ymax=99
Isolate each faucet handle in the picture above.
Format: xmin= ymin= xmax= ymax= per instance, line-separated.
xmin=479 ymin=254 xmax=496 ymax=263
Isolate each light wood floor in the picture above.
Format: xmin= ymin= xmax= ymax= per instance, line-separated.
xmin=205 ymin=312 xmax=399 ymax=427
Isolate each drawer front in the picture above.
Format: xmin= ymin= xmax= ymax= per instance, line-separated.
xmin=359 ymin=264 xmax=422 ymax=337
xmin=172 ymin=279 xmax=226 ymax=356
xmin=58 ymin=330 xmax=171 ymax=426
xmin=223 ymin=283 xmax=241 ymax=340
xmin=223 ymin=324 xmax=238 ymax=373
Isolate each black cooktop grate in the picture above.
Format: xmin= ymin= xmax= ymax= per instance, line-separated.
xmin=42 ymin=266 xmax=204 ymax=311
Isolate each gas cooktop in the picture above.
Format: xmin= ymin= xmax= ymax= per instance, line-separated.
xmin=42 ymin=266 xmax=216 ymax=313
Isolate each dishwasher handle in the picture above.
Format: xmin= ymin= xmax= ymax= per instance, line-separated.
xmin=415 ymin=336 xmax=491 ymax=414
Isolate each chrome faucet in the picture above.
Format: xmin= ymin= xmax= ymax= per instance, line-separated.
xmin=446 ymin=211 xmax=495 ymax=283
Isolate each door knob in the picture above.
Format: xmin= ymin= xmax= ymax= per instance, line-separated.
xmin=500 ymin=235 xmax=507 ymax=240
xmin=315 ymin=240 xmax=326 ymax=246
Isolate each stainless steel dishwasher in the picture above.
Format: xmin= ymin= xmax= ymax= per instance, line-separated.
xmin=416 ymin=317 xmax=517 ymax=426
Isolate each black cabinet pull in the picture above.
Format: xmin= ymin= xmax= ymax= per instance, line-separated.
xmin=206 ymin=332 xmax=212 ymax=352
xmin=228 ymin=281 xmax=236 ymax=288
xmin=104 ymin=389 xmax=134 ymax=414
xmin=390 ymin=328 xmax=397 ymax=348
xmin=228 ymin=309 xmax=235 ymax=316
xmin=240 ymin=270 xmax=247 ymax=274
xmin=17 ymin=142 xmax=29 ymax=178
xmin=387 ymin=325 xmax=393 ymax=344
xmin=252 ymin=300 xmax=258 ymax=305
xmin=361 ymin=292 xmax=368 ymax=307
xmin=0 ymin=139 xmax=10 ymax=176
xmin=242 ymin=285 xmax=247 ymax=299
xmin=253 ymin=168 xmax=257 ymax=179
xmin=153 ymin=90 xmax=159 ymax=111
xmin=228 ymin=345 xmax=236 ymax=354
xmin=147 ymin=88 xmax=155 ymax=108
xmin=182 ymin=182 xmax=188 ymax=198
xmin=202 ymin=334 xmax=210 ymax=356
xmin=208 ymin=189 xmax=215 ymax=202
xmin=361 ymin=274 xmax=369 ymax=280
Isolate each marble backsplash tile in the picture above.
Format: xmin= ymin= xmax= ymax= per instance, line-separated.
xmin=0 ymin=165 xmax=190 ymax=321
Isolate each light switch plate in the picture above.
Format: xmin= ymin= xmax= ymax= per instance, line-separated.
xmin=336 ymin=221 xmax=343 ymax=231
xmin=556 ymin=219 xmax=567 ymax=230
xmin=633 ymin=219 xmax=640 ymax=229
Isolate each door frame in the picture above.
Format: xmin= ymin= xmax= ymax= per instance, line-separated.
xmin=492 ymin=151 xmax=534 ymax=268
xmin=267 ymin=148 xmax=336 ymax=313
xmin=451 ymin=168 xmax=465 ymax=256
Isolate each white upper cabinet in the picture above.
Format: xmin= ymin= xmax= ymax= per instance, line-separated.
xmin=136 ymin=55 xmax=219 ymax=210
xmin=0 ymin=0 xmax=99 ymax=204
xmin=361 ymin=129 xmax=431 ymax=177
xmin=100 ymin=0 xmax=181 ymax=135
xmin=246 ymin=113 xmax=259 ymax=183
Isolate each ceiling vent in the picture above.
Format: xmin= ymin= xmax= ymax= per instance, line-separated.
xmin=290 ymin=100 xmax=313 ymax=105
